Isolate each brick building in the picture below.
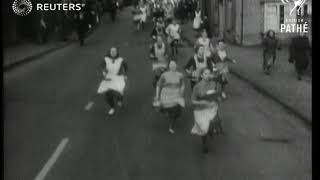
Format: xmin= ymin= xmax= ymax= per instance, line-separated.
xmin=200 ymin=0 xmax=312 ymax=46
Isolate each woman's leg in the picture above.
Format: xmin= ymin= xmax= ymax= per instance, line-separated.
xmin=170 ymin=41 xmax=175 ymax=56
xmin=220 ymin=75 xmax=228 ymax=98
xmin=272 ymin=54 xmax=276 ymax=65
xmin=170 ymin=105 xmax=182 ymax=130
xmin=263 ymin=54 xmax=267 ymax=71
xmin=295 ymin=63 xmax=304 ymax=80
xmin=174 ymin=40 xmax=178 ymax=55
xmin=105 ymin=91 xmax=116 ymax=113
xmin=201 ymin=135 xmax=208 ymax=153
xmin=190 ymin=80 xmax=196 ymax=90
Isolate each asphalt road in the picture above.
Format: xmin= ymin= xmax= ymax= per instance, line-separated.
xmin=4 ymin=8 xmax=311 ymax=180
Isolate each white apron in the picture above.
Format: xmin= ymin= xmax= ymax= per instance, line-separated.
xmin=191 ymin=102 xmax=218 ymax=136
xmin=97 ymin=57 xmax=126 ymax=95
xmin=167 ymin=24 xmax=180 ymax=43
xmin=154 ymin=43 xmax=166 ymax=62
xmin=140 ymin=6 xmax=147 ymax=22
xmin=158 ymin=72 xmax=185 ymax=108
xmin=198 ymin=37 xmax=211 ymax=58
xmin=193 ymin=11 xmax=201 ymax=29
xmin=191 ymin=55 xmax=208 ymax=81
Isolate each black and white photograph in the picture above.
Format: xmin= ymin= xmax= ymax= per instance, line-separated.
xmin=3 ymin=0 xmax=312 ymax=179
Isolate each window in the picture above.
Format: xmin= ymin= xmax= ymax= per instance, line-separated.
xmin=279 ymin=5 xmax=284 ymax=27
xmin=304 ymin=4 xmax=308 ymax=16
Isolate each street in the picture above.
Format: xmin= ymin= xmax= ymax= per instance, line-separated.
xmin=4 ymin=8 xmax=311 ymax=180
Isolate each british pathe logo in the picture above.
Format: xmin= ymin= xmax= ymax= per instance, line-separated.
xmin=281 ymin=0 xmax=307 ymax=15
xmin=12 ymin=0 xmax=33 ymax=16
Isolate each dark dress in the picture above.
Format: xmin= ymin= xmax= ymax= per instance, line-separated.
xmin=184 ymin=55 xmax=214 ymax=89
xmin=262 ymin=36 xmax=280 ymax=70
xmin=289 ymin=36 xmax=311 ymax=75
xmin=201 ymin=18 xmax=212 ymax=38
xmin=76 ymin=12 xmax=89 ymax=46
xmin=100 ymin=56 xmax=128 ymax=108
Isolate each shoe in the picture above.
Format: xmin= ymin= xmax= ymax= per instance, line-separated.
xmin=108 ymin=108 xmax=115 ymax=115
xmin=221 ymin=92 xmax=227 ymax=99
xmin=169 ymin=128 xmax=175 ymax=134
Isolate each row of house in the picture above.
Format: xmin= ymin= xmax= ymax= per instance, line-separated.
xmin=199 ymin=0 xmax=312 ymax=46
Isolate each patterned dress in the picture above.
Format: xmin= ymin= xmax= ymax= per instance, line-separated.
xmin=157 ymin=71 xmax=185 ymax=108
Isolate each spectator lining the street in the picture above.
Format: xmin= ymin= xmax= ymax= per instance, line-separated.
xmin=98 ymin=47 xmax=128 ymax=116
xmin=262 ymin=30 xmax=281 ymax=75
xmin=76 ymin=10 xmax=89 ymax=46
xmin=289 ymin=32 xmax=311 ymax=81
xmin=154 ymin=60 xmax=185 ymax=134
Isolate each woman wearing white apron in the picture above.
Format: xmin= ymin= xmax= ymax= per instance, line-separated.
xmin=98 ymin=47 xmax=128 ymax=116
xmin=191 ymin=67 xmax=221 ymax=154
xmin=150 ymin=35 xmax=169 ymax=88
xmin=132 ymin=4 xmax=143 ymax=31
xmin=195 ymin=29 xmax=213 ymax=58
xmin=150 ymin=21 xmax=166 ymax=41
xmin=166 ymin=19 xmax=181 ymax=56
xmin=154 ymin=60 xmax=185 ymax=134
xmin=211 ymin=40 xmax=236 ymax=99
xmin=193 ymin=9 xmax=201 ymax=31
xmin=139 ymin=3 xmax=147 ymax=29
xmin=184 ymin=45 xmax=213 ymax=89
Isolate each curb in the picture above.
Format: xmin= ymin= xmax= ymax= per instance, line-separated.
xmin=3 ymin=42 xmax=73 ymax=72
xmin=229 ymin=69 xmax=311 ymax=129
xmin=183 ymin=35 xmax=312 ymax=129
xmin=3 ymin=22 xmax=100 ymax=72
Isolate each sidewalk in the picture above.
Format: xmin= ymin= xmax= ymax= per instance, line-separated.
xmin=181 ymin=22 xmax=312 ymax=124
xmin=3 ymin=41 xmax=72 ymax=70
xmin=3 ymin=19 xmax=100 ymax=71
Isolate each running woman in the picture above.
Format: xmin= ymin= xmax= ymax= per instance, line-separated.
xmin=195 ymin=29 xmax=214 ymax=58
xmin=98 ymin=47 xmax=128 ymax=116
xmin=193 ymin=8 xmax=202 ymax=32
xmin=150 ymin=21 xmax=167 ymax=41
xmin=166 ymin=19 xmax=181 ymax=56
xmin=139 ymin=2 xmax=148 ymax=30
xmin=191 ymin=67 xmax=221 ymax=154
xmin=132 ymin=4 xmax=143 ymax=31
xmin=150 ymin=35 xmax=169 ymax=88
xmin=154 ymin=60 xmax=185 ymax=134
xmin=184 ymin=45 xmax=213 ymax=89
xmin=211 ymin=40 xmax=236 ymax=99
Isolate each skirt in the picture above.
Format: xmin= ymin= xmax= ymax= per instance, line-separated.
xmin=193 ymin=17 xmax=201 ymax=29
xmin=97 ymin=75 xmax=126 ymax=95
xmin=160 ymin=87 xmax=185 ymax=108
xmin=191 ymin=103 xmax=218 ymax=136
